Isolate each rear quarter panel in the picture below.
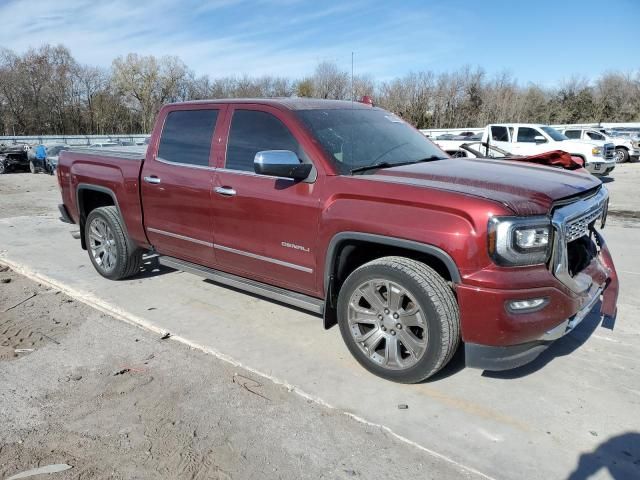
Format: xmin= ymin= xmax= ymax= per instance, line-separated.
xmin=59 ymin=150 xmax=148 ymax=248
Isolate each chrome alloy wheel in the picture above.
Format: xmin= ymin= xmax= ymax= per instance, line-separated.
xmin=614 ymin=149 xmax=625 ymax=163
xmin=347 ymin=279 xmax=428 ymax=370
xmin=88 ymin=217 xmax=117 ymax=273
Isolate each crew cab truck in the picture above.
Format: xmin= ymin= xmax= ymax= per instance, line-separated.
xmin=481 ymin=124 xmax=616 ymax=176
xmin=57 ymin=99 xmax=619 ymax=383
xmin=558 ymin=127 xmax=640 ymax=163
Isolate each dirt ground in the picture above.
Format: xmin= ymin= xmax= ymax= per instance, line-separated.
xmin=0 ymin=267 xmax=463 ymax=480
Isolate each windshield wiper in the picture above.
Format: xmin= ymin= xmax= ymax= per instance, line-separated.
xmin=350 ymin=155 xmax=446 ymax=175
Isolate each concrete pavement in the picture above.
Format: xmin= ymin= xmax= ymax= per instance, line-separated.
xmin=1 ymin=173 xmax=639 ymax=480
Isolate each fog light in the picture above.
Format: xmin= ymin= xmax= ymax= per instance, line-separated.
xmin=506 ymin=297 xmax=549 ymax=313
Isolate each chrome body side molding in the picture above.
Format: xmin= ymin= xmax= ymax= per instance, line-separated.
xmin=146 ymin=227 xmax=214 ymax=248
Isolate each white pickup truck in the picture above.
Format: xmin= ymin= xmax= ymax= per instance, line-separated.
xmin=557 ymin=127 xmax=640 ymax=163
xmin=434 ymin=123 xmax=616 ymax=176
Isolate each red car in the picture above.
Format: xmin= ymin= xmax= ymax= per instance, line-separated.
xmin=57 ymin=99 xmax=618 ymax=383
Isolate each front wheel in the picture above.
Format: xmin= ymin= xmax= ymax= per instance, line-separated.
xmin=29 ymin=160 xmax=38 ymax=174
xmin=615 ymin=148 xmax=629 ymax=163
xmin=85 ymin=206 xmax=142 ymax=280
xmin=337 ymin=256 xmax=460 ymax=383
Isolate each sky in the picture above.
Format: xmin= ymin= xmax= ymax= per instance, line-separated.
xmin=0 ymin=0 xmax=638 ymax=86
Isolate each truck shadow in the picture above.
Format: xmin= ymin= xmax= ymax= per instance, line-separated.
xmin=134 ymin=255 xmax=175 ymax=279
xmin=480 ymin=303 xmax=611 ymax=380
xmin=566 ymin=432 xmax=640 ymax=479
xmin=201 ymin=278 xmax=324 ymax=318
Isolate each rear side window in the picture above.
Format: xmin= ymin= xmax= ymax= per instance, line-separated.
xmin=564 ymin=130 xmax=581 ymax=139
xmin=226 ymin=110 xmax=301 ymax=172
xmin=517 ymin=127 xmax=541 ymax=143
xmin=158 ymin=109 xmax=218 ymax=166
xmin=491 ymin=126 xmax=509 ymax=142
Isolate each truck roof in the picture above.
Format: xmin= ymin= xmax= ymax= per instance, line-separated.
xmin=165 ymin=98 xmax=373 ymax=111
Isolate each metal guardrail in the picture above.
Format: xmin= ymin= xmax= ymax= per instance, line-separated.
xmin=0 ymin=134 xmax=149 ymax=145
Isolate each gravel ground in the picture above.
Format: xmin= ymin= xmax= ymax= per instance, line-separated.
xmin=0 ymin=268 xmax=465 ymax=480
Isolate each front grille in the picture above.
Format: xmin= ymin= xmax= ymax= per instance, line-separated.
xmin=603 ymin=143 xmax=615 ymax=161
xmin=551 ymin=187 xmax=609 ymax=293
xmin=565 ymin=205 xmax=604 ymax=242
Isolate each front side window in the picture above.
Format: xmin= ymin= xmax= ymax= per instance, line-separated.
xmin=158 ymin=109 xmax=219 ymax=166
xmin=586 ymin=131 xmax=605 ymax=141
xmin=517 ymin=127 xmax=543 ymax=143
xmin=564 ymin=130 xmax=581 ymax=139
xmin=226 ymin=110 xmax=302 ymax=172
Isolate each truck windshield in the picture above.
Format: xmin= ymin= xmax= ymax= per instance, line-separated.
xmin=541 ymin=127 xmax=569 ymax=141
xmin=296 ymin=108 xmax=447 ymax=174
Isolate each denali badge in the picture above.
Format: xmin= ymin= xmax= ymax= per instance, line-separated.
xmin=282 ymin=241 xmax=310 ymax=252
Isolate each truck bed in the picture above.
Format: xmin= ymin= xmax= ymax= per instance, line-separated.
xmin=58 ymin=147 xmax=149 ymax=249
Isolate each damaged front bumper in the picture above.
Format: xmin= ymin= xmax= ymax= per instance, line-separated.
xmin=465 ymin=188 xmax=618 ymax=371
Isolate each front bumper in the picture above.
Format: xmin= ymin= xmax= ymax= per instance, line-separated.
xmin=586 ymin=161 xmax=615 ymax=175
xmin=464 ymin=283 xmax=606 ymax=371
xmin=460 ymin=199 xmax=618 ymax=371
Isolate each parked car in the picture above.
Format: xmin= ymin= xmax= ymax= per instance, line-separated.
xmin=56 ymin=99 xmax=618 ymax=383
xmin=559 ymin=127 xmax=640 ymax=163
xmin=482 ymin=124 xmax=616 ymax=176
xmin=45 ymin=145 xmax=70 ymax=173
xmin=0 ymin=143 xmax=30 ymax=174
xmin=88 ymin=142 xmax=120 ymax=148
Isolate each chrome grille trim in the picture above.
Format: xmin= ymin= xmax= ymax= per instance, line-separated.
xmin=565 ymin=203 xmax=605 ymax=242
xmin=603 ymin=143 xmax=615 ymax=161
xmin=550 ymin=187 xmax=609 ymax=294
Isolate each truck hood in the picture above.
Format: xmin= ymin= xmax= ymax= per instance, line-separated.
xmin=366 ymin=158 xmax=601 ymax=215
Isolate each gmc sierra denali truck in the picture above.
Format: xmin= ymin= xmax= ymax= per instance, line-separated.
xmin=57 ymin=99 xmax=619 ymax=383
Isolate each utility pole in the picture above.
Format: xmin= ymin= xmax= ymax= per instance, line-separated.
xmin=351 ymin=52 xmax=354 ymax=101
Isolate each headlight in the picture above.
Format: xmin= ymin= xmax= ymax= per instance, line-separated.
xmin=488 ymin=217 xmax=552 ymax=266
xmin=592 ymin=147 xmax=602 ymax=156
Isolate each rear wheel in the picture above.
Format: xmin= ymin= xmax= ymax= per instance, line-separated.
xmin=0 ymin=161 xmax=5 ymax=174
xmin=337 ymin=256 xmax=460 ymax=383
xmin=29 ymin=160 xmax=37 ymax=174
xmin=615 ymin=148 xmax=629 ymax=163
xmin=85 ymin=206 xmax=142 ymax=280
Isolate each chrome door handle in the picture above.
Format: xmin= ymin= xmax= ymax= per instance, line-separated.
xmin=144 ymin=176 xmax=161 ymax=184
xmin=214 ymin=186 xmax=236 ymax=196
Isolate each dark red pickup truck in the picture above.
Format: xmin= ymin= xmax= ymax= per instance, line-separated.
xmin=57 ymin=98 xmax=618 ymax=383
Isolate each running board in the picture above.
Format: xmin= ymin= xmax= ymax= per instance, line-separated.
xmin=158 ymin=256 xmax=324 ymax=314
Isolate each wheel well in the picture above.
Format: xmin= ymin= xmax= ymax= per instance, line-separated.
xmin=77 ymin=188 xmax=115 ymax=249
xmin=616 ymin=146 xmax=628 ymax=151
xmin=323 ymin=239 xmax=457 ymax=329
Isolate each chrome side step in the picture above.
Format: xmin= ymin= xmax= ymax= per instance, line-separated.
xmin=158 ymin=256 xmax=324 ymax=314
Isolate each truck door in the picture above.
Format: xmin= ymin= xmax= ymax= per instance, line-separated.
xmin=487 ymin=125 xmax=512 ymax=155
xmin=211 ymin=105 xmax=320 ymax=296
xmin=141 ymin=106 xmax=226 ymax=267
xmin=510 ymin=126 xmax=548 ymax=155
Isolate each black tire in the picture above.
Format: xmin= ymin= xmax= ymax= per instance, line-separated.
xmin=29 ymin=160 xmax=38 ymax=174
xmin=615 ymin=148 xmax=629 ymax=163
xmin=337 ymin=256 xmax=460 ymax=383
xmin=0 ymin=161 xmax=5 ymax=174
xmin=85 ymin=206 xmax=142 ymax=280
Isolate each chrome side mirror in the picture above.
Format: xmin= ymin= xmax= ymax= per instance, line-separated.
xmin=254 ymin=150 xmax=312 ymax=180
